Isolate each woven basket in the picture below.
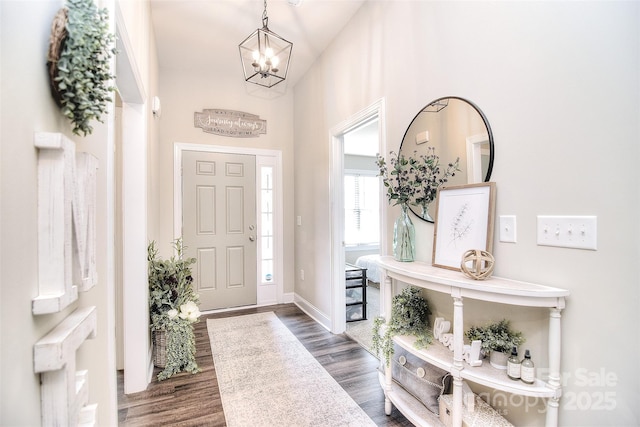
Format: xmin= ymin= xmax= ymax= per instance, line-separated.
xmin=153 ymin=330 xmax=167 ymax=368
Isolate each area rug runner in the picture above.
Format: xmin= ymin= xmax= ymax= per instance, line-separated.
xmin=207 ymin=312 xmax=376 ymax=427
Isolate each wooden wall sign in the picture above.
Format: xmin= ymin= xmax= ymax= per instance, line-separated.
xmin=194 ymin=109 xmax=267 ymax=138
xmin=33 ymin=132 xmax=98 ymax=315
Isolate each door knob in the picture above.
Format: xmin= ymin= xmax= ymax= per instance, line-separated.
xmin=249 ymin=235 xmax=256 ymax=242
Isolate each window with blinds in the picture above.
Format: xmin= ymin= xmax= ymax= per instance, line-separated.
xmin=344 ymin=172 xmax=380 ymax=247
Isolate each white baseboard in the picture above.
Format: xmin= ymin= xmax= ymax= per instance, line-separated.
xmin=197 ymin=293 xmax=329 ymax=333
xmin=293 ymin=293 xmax=331 ymax=331
xmin=200 ymin=292 xmax=297 ymax=316
xmin=282 ymin=292 xmax=295 ymax=304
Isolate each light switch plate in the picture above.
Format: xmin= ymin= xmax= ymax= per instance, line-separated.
xmin=499 ymin=215 xmax=517 ymax=243
xmin=537 ymin=215 xmax=597 ymax=250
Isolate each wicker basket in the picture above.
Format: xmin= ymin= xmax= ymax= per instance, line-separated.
xmin=153 ymin=330 xmax=167 ymax=368
xmin=47 ymin=7 xmax=68 ymax=107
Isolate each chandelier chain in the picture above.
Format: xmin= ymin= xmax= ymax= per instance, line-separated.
xmin=262 ymin=0 xmax=269 ymax=28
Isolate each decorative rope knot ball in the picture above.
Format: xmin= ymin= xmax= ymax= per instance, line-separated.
xmin=460 ymin=249 xmax=495 ymax=280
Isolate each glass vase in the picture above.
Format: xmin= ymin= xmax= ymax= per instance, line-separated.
xmin=393 ymin=204 xmax=415 ymax=262
xmin=420 ymin=203 xmax=434 ymax=222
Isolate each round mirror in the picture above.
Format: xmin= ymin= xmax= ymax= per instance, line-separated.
xmin=399 ymin=96 xmax=494 ymax=222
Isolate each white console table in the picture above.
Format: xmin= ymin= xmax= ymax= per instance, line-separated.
xmin=377 ymin=256 xmax=569 ymax=427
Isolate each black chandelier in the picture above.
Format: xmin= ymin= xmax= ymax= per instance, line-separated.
xmin=239 ymin=0 xmax=293 ymax=88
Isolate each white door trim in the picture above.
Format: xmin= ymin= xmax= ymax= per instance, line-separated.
xmin=115 ymin=6 xmax=149 ymax=395
xmin=174 ymin=143 xmax=284 ymax=307
xmin=466 ymin=133 xmax=490 ymax=184
xmin=329 ymin=98 xmax=387 ymax=334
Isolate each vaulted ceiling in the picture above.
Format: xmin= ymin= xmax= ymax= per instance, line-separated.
xmin=150 ymin=0 xmax=367 ymax=88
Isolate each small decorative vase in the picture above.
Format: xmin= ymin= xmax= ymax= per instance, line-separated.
xmin=489 ymin=350 xmax=509 ymax=370
xmin=393 ymin=204 xmax=415 ymax=262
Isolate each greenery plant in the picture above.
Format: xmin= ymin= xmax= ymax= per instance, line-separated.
xmin=376 ymin=151 xmax=417 ymax=207
xmin=376 ymin=149 xmax=461 ymax=213
xmin=51 ymin=0 xmax=116 ymax=136
xmin=410 ymin=148 xmax=460 ymax=214
xmin=465 ymin=319 xmax=525 ymax=355
xmin=148 ymin=239 xmax=201 ymax=380
xmin=372 ymin=286 xmax=433 ymax=366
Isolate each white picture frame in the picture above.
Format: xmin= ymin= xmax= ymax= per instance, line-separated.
xmin=432 ymin=182 xmax=496 ymax=270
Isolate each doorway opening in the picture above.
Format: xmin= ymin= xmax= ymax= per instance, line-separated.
xmin=343 ymin=118 xmax=382 ymax=351
xmin=329 ymin=99 xmax=386 ymax=349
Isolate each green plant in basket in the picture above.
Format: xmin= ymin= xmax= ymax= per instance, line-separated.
xmin=148 ymin=238 xmax=201 ymax=380
xmin=372 ymin=286 xmax=433 ymax=366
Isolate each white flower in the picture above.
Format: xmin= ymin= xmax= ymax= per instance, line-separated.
xmin=167 ymin=309 xmax=178 ymax=319
xmin=179 ymin=301 xmax=201 ymax=323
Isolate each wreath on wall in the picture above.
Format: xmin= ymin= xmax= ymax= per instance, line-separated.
xmin=47 ymin=0 xmax=116 ymax=136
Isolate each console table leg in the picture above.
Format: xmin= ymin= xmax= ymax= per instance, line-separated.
xmin=383 ymin=274 xmax=393 ymax=416
xmin=452 ymin=295 xmax=464 ymax=427
xmin=546 ymin=307 xmax=563 ymax=426
xmin=548 ymin=308 xmax=562 ymax=389
xmin=546 ymin=397 xmax=559 ymax=426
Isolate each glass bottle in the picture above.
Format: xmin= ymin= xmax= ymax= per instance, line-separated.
xmin=507 ymin=347 xmax=521 ymax=380
xmin=393 ymin=204 xmax=415 ymax=262
xmin=521 ymin=349 xmax=535 ymax=384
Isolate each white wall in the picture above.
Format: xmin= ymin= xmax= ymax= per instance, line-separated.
xmin=0 ymin=0 xmax=119 ymax=424
xmin=293 ymin=1 xmax=639 ymax=425
xmin=1 ymin=3 xmax=69 ymax=423
xmin=1 ymin=0 xmax=158 ymax=424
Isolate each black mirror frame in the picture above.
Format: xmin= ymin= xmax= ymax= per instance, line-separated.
xmin=399 ymin=96 xmax=495 ymax=222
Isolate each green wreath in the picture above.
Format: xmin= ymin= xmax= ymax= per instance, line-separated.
xmin=47 ymin=0 xmax=116 ymax=136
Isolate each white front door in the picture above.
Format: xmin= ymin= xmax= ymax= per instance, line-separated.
xmin=182 ymin=150 xmax=257 ymax=310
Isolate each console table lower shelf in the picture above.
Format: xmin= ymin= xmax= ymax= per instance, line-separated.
xmin=379 ymin=370 xmax=515 ymax=427
xmin=378 ymin=371 xmax=445 ymax=427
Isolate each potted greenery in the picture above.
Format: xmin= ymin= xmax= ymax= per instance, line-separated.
xmin=372 ymin=286 xmax=433 ymax=366
xmin=376 ymin=149 xmax=461 ymax=260
xmin=465 ymin=319 xmax=525 ymax=369
xmin=148 ymin=239 xmax=201 ymax=380
xmin=47 ymin=0 xmax=116 ymax=136
xmin=376 ymin=151 xmax=418 ymax=262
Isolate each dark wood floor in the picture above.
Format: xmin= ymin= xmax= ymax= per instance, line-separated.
xmin=118 ymin=304 xmax=412 ymax=426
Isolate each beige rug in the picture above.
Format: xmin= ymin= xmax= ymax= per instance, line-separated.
xmin=346 ymin=284 xmax=380 ymax=355
xmin=207 ymin=312 xmax=376 ymax=427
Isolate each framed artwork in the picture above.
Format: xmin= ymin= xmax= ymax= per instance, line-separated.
xmin=432 ymin=182 xmax=496 ymax=270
